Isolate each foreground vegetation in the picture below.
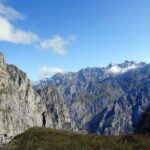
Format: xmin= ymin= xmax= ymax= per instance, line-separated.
xmin=1 ymin=127 xmax=150 ymax=150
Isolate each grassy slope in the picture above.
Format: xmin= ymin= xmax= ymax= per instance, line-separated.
xmin=2 ymin=127 xmax=150 ymax=150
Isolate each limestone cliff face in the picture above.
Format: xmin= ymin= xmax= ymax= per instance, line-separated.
xmin=37 ymin=86 xmax=77 ymax=131
xmin=0 ymin=52 xmax=76 ymax=140
xmin=0 ymin=53 xmax=47 ymax=137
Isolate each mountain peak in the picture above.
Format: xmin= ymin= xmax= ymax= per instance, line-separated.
xmin=106 ymin=61 xmax=146 ymax=75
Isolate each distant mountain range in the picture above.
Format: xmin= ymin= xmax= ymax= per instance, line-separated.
xmin=0 ymin=52 xmax=150 ymax=142
xmin=34 ymin=60 xmax=150 ymax=135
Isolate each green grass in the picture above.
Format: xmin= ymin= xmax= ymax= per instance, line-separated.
xmin=1 ymin=127 xmax=150 ymax=150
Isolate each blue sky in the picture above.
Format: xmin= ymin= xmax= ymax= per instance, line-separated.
xmin=0 ymin=0 xmax=150 ymax=80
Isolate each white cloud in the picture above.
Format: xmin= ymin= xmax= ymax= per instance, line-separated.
xmin=38 ymin=66 xmax=65 ymax=79
xmin=38 ymin=34 xmax=75 ymax=55
xmin=0 ymin=1 xmax=76 ymax=53
xmin=107 ymin=64 xmax=138 ymax=74
xmin=0 ymin=2 xmax=24 ymax=21
xmin=0 ymin=16 xmax=39 ymax=44
xmin=0 ymin=1 xmax=39 ymax=44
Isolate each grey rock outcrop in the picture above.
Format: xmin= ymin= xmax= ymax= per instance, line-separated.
xmin=37 ymin=86 xmax=77 ymax=131
xmin=0 ymin=53 xmax=48 ymax=138
xmin=0 ymin=53 xmax=75 ymax=140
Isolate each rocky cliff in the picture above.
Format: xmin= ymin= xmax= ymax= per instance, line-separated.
xmin=0 ymin=52 xmax=48 ymax=138
xmin=0 ymin=53 xmax=75 ymax=141
xmin=36 ymin=86 xmax=77 ymax=131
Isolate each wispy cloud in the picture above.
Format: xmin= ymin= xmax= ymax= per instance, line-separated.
xmin=38 ymin=66 xmax=65 ymax=79
xmin=0 ymin=16 xmax=39 ymax=44
xmin=0 ymin=1 xmax=39 ymax=44
xmin=38 ymin=34 xmax=76 ymax=55
xmin=0 ymin=2 xmax=24 ymax=21
xmin=0 ymin=1 xmax=76 ymax=54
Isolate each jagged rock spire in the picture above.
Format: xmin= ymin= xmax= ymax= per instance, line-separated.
xmin=0 ymin=52 xmax=6 ymax=68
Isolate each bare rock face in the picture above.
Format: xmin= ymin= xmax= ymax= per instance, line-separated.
xmin=0 ymin=53 xmax=47 ymax=137
xmin=0 ymin=52 xmax=6 ymax=68
xmin=0 ymin=52 xmax=77 ymax=141
xmin=37 ymin=86 xmax=77 ymax=131
xmin=0 ymin=52 xmax=7 ymax=90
